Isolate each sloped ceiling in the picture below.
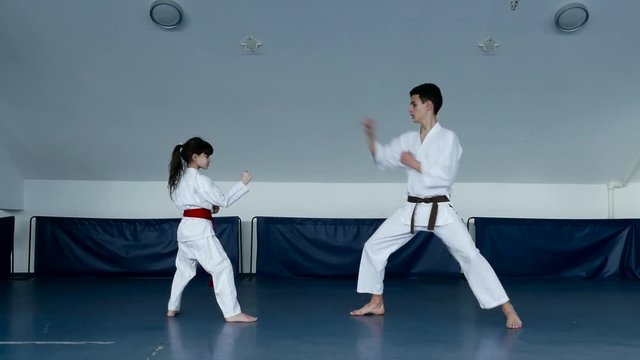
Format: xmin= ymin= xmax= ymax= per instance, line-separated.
xmin=1 ymin=0 xmax=639 ymax=184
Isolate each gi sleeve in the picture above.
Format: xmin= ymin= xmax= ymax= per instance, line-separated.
xmin=373 ymin=132 xmax=413 ymax=170
xmin=197 ymin=175 xmax=249 ymax=208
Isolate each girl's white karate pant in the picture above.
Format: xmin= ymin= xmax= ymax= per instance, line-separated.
xmin=167 ymin=235 xmax=241 ymax=318
xmin=356 ymin=209 xmax=509 ymax=309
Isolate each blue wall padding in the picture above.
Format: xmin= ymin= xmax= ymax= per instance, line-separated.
xmin=474 ymin=217 xmax=640 ymax=279
xmin=256 ymin=217 xmax=460 ymax=278
xmin=34 ymin=216 xmax=240 ymax=277
xmin=0 ymin=216 xmax=14 ymax=279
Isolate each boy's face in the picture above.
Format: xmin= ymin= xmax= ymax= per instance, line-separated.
xmin=408 ymin=95 xmax=430 ymax=123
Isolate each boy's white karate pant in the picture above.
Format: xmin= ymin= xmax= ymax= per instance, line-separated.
xmin=168 ymin=236 xmax=241 ymax=318
xmin=356 ymin=209 xmax=509 ymax=309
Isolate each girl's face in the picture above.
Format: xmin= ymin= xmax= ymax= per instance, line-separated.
xmin=191 ymin=152 xmax=212 ymax=170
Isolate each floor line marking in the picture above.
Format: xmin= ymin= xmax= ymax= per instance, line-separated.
xmin=0 ymin=341 xmax=115 ymax=345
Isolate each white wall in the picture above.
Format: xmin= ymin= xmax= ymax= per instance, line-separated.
xmin=0 ymin=144 xmax=23 ymax=210
xmin=611 ymin=183 xmax=640 ymax=218
xmin=13 ymin=179 xmax=639 ymax=273
xmin=452 ymin=183 xmax=609 ymax=220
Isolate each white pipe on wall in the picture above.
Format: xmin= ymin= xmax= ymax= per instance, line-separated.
xmin=607 ymin=153 xmax=640 ymax=219
xmin=607 ymin=181 xmax=621 ymax=218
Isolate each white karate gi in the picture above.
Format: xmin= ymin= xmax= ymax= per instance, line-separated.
xmin=357 ymin=123 xmax=509 ymax=309
xmin=167 ymin=168 xmax=249 ymax=317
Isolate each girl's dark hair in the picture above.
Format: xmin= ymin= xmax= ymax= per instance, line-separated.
xmin=168 ymin=137 xmax=214 ymax=196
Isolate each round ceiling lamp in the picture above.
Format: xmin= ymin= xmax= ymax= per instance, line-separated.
xmin=554 ymin=3 xmax=589 ymax=32
xmin=150 ymin=1 xmax=184 ymax=29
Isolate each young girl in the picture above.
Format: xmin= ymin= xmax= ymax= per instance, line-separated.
xmin=167 ymin=137 xmax=256 ymax=323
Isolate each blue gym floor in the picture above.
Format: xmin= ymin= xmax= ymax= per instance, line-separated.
xmin=1 ymin=276 xmax=639 ymax=359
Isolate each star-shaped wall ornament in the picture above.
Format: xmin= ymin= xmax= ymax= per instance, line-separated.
xmin=478 ymin=37 xmax=500 ymax=52
xmin=241 ymin=35 xmax=263 ymax=53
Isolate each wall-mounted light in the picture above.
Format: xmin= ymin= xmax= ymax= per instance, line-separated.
xmin=555 ymin=3 xmax=589 ymax=32
xmin=150 ymin=0 xmax=184 ymax=29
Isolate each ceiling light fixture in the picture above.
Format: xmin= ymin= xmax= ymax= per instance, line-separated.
xmin=554 ymin=3 xmax=589 ymax=32
xmin=150 ymin=0 xmax=184 ymax=29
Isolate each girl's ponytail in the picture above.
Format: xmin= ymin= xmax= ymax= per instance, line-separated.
xmin=168 ymin=144 xmax=184 ymax=197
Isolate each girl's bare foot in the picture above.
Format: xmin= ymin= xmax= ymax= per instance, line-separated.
xmin=501 ymin=302 xmax=522 ymax=329
xmin=225 ymin=313 xmax=257 ymax=323
xmin=350 ymin=301 xmax=385 ymax=316
xmin=167 ymin=310 xmax=179 ymax=317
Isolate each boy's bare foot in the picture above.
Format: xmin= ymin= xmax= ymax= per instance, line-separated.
xmin=350 ymin=301 xmax=385 ymax=316
xmin=166 ymin=310 xmax=179 ymax=317
xmin=501 ymin=302 xmax=522 ymax=329
xmin=506 ymin=312 xmax=522 ymax=329
xmin=225 ymin=313 xmax=257 ymax=323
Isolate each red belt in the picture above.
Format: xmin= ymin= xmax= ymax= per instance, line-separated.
xmin=183 ymin=208 xmax=213 ymax=221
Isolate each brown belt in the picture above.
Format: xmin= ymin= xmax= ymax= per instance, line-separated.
xmin=407 ymin=195 xmax=450 ymax=233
